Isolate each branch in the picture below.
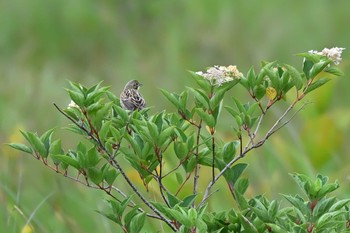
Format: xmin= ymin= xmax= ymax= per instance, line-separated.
xmin=193 ymin=120 xmax=202 ymax=199
xmin=53 ymin=103 xmax=177 ymax=232
xmin=200 ymin=99 xmax=308 ymax=206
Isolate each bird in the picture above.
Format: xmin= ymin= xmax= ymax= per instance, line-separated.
xmin=120 ymin=80 xmax=146 ymax=111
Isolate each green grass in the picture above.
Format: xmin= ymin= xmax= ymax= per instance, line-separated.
xmin=1 ymin=1 xmax=350 ymax=232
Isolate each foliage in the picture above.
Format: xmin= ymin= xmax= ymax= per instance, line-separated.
xmin=8 ymin=51 xmax=349 ymax=232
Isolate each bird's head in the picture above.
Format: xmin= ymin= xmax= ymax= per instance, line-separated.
xmin=125 ymin=80 xmax=142 ymax=90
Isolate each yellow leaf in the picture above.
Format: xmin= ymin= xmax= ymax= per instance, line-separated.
xmin=266 ymin=87 xmax=277 ymax=100
xmin=21 ymin=224 xmax=34 ymax=233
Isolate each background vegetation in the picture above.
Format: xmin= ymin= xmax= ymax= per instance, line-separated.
xmin=1 ymin=1 xmax=349 ymax=232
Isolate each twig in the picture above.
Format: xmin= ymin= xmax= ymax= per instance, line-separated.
xmin=193 ymin=120 xmax=202 ymax=199
xmin=53 ymin=103 xmax=177 ymax=232
xmin=211 ymin=134 xmax=215 ymax=183
xmin=200 ymin=98 xmax=308 ymax=206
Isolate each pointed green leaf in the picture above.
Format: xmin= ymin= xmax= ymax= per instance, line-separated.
xmin=7 ymin=143 xmax=33 ymax=154
xmin=129 ymin=212 xmax=146 ymax=233
xmin=160 ymin=89 xmax=180 ymax=108
xmin=51 ymin=154 xmax=80 ymax=169
xmin=195 ymin=108 xmax=215 ymax=127
xmin=87 ymin=167 xmax=103 ymax=185
xmin=158 ymin=126 xmax=175 ymax=146
xmin=103 ymin=168 xmax=119 ymax=185
xmin=305 ymin=78 xmax=331 ymax=94
xmin=67 ymin=90 xmax=85 ymax=107
xmin=285 ymin=64 xmax=304 ymax=90
xmin=188 ymin=71 xmax=211 ymax=93
xmin=187 ymin=87 xmax=209 ymax=109
xmin=237 ymin=213 xmax=259 ymax=233
xmin=27 ymin=132 xmax=47 ymax=157
xmin=99 ymin=120 xmax=112 ymax=141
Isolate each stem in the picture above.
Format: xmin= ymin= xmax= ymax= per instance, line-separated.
xmin=211 ymin=133 xmax=215 ymax=183
xmin=156 ymin=150 xmax=170 ymax=208
xmin=193 ymin=120 xmax=202 ymax=198
xmin=53 ymin=103 xmax=177 ymax=231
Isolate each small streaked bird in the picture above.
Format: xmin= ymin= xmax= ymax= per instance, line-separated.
xmin=120 ymin=80 xmax=146 ymax=111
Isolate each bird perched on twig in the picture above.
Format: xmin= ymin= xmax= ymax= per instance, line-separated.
xmin=120 ymin=80 xmax=146 ymax=111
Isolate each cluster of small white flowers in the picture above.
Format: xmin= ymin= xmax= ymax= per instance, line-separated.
xmin=196 ymin=65 xmax=243 ymax=86
xmin=67 ymin=100 xmax=79 ymax=109
xmin=308 ymin=47 xmax=345 ymax=65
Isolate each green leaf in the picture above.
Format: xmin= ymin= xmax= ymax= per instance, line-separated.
xmin=284 ymin=64 xmax=303 ymax=90
xmin=99 ymin=120 xmax=112 ymax=141
xmin=223 ymin=163 xmax=248 ymax=185
xmin=158 ymin=126 xmax=175 ymax=146
xmin=234 ymin=178 xmax=249 ymax=195
xmin=51 ymin=154 xmax=80 ymax=169
xmin=222 ymin=141 xmax=237 ymax=163
xmin=67 ymin=90 xmax=85 ymax=107
xmin=302 ymin=59 xmax=314 ymax=79
xmin=315 ymin=210 xmax=347 ymax=230
xmin=237 ymin=213 xmax=259 ymax=233
xmin=7 ymin=143 xmax=33 ymax=154
xmin=95 ymin=210 xmax=121 ymax=225
xmin=313 ymin=197 xmax=336 ymax=218
xmin=184 ymin=157 xmax=196 ymax=173
xmin=224 ymin=106 xmax=239 ymax=118
xmin=282 ymin=194 xmax=310 ymax=217
xmin=103 ymin=168 xmax=119 ymax=185
xmin=324 ymin=66 xmax=344 ymax=76
xmin=129 ymin=212 xmax=146 ymax=233
xmin=247 ymin=66 xmax=256 ymax=88
xmin=234 ymin=190 xmax=249 ymax=210
xmin=209 ymin=88 xmax=226 ymax=110
xmin=175 ymin=172 xmax=184 ymax=185
xmin=49 ymin=139 xmax=63 ymax=162
xmin=251 ymin=200 xmax=271 ymax=223
xmin=87 ymin=167 xmax=103 ymax=185
xmin=188 ymin=71 xmax=211 ymax=93
xmin=168 ymin=208 xmax=191 ymax=227
xmin=268 ymin=200 xmax=278 ymax=220
xmin=317 ymin=182 xmax=339 ymax=198
xmin=253 ymin=85 xmax=266 ymax=99
xmin=147 ymin=121 xmax=159 ymax=142
xmin=86 ymin=147 xmax=101 ymax=167
xmin=305 ymin=78 xmax=331 ymax=94
xmin=195 ymin=219 xmax=208 ymax=233
xmin=113 ymin=105 xmax=129 ymax=123
xmin=265 ymin=223 xmax=288 ymax=233
xmin=309 ymin=60 xmax=331 ymax=79
xmin=167 ymin=192 xmax=180 ymax=208
xmin=188 ymin=208 xmax=197 ymax=224
xmin=69 ymin=81 xmax=85 ymax=93
xmin=232 ymin=97 xmax=245 ymax=113
xmin=86 ymin=86 xmax=109 ymax=106
xmin=174 ymin=141 xmax=188 ymax=160
xmin=195 ymin=108 xmax=215 ymax=128
xmin=124 ymin=207 xmax=138 ymax=229
xmin=40 ymin=128 xmax=55 ymax=151
xmin=160 ymin=89 xmax=180 ymax=108
xmin=180 ymin=194 xmax=197 ymax=208
xmin=187 ymin=87 xmax=209 ymax=109
xmin=27 ymin=132 xmax=48 ymax=157
xmin=179 ymin=90 xmax=189 ymax=109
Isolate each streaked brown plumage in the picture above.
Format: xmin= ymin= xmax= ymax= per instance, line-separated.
xmin=120 ymin=80 xmax=146 ymax=111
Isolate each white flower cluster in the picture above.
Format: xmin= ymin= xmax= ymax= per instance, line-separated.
xmin=196 ymin=65 xmax=243 ymax=86
xmin=308 ymin=47 xmax=345 ymax=65
xmin=67 ymin=100 xmax=79 ymax=109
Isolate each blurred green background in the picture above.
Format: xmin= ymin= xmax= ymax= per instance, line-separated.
xmin=1 ymin=0 xmax=350 ymax=232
